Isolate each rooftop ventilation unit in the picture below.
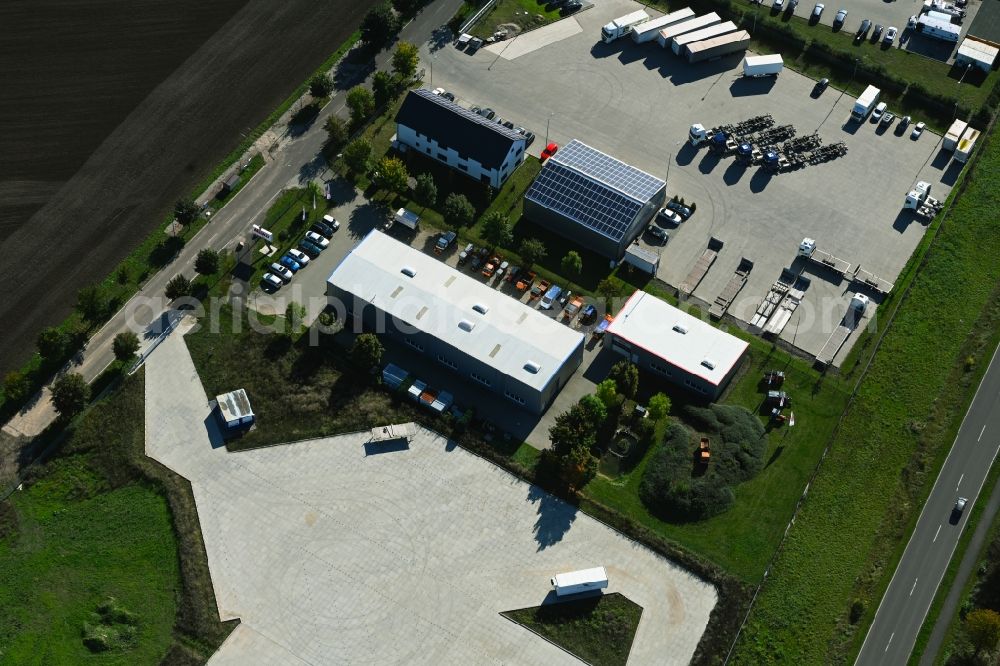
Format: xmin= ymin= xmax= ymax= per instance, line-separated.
xmin=458 ymin=319 xmax=475 ymax=332
xmin=701 ymin=359 xmax=716 ymax=370
xmin=472 ymin=303 xmax=489 ymax=315
xmin=672 ymin=323 xmax=689 ymax=334
xmin=401 ymin=266 xmax=416 ymax=277
xmin=523 ymin=361 xmax=541 ymax=374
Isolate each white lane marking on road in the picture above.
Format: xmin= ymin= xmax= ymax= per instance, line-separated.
xmin=981 ymin=425 xmax=987 ymax=441
xmin=957 ymin=473 xmax=964 ymax=490
xmin=910 ymin=578 xmax=918 ymax=596
xmin=885 ymin=632 xmax=895 ymax=652
xmin=934 ymin=524 xmax=942 ymax=542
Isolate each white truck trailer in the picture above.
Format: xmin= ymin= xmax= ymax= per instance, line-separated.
xmin=742 ymin=53 xmax=784 ymax=77
xmin=657 ymin=12 xmax=722 ymax=48
xmin=687 ymin=30 xmax=750 ymax=62
xmin=602 ymin=10 xmax=651 ymax=43
xmin=672 ymin=21 xmax=736 ymax=55
xmin=917 ymin=14 xmax=961 ymax=42
xmin=944 ymin=119 xmax=968 ymax=150
xmin=631 ymin=7 xmax=696 ymax=43
xmin=850 ymin=85 xmax=881 ymax=122
xmin=392 ymin=207 xmax=420 ymax=230
xmin=956 ymin=127 xmax=980 ymax=163
xmin=551 ymin=567 xmax=609 ymax=597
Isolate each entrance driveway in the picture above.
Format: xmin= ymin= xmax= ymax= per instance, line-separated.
xmin=144 ymin=325 xmax=717 ymax=664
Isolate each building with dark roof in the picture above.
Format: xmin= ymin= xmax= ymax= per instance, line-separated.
xmin=395 ymin=89 xmax=527 ymax=189
xmin=523 ymin=140 xmax=666 ymax=259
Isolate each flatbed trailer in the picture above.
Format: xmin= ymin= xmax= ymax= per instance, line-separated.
xmin=806 ymin=248 xmax=851 ymax=277
xmin=816 ymin=325 xmax=853 ymax=366
xmin=709 ymin=258 xmax=753 ymax=319
xmin=762 ymin=287 xmax=805 ymax=337
xmin=852 ymin=267 xmax=894 ymax=295
xmin=679 ymin=238 xmax=723 ymax=296
xmin=748 ymin=271 xmax=795 ymax=330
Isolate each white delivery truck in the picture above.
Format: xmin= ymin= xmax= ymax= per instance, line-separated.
xmin=943 ymin=119 xmax=968 ymax=150
xmin=850 ymin=85 xmax=881 ymax=122
xmin=672 ymin=21 xmax=736 ymax=55
xmin=392 ymin=207 xmax=420 ymax=230
xmin=601 ymin=10 xmax=650 ymax=43
xmin=631 ymin=8 xmax=696 ymax=44
xmin=551 ymin=567 xmax=609 ymax=596
xmin=742 ymin=54 xmax=784 ymax=77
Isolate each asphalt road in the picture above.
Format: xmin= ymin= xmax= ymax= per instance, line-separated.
xmin=856 ymin=342 xmax=1000 ymax=665
xmin=1 ymin=0 xmax=464 ymax=441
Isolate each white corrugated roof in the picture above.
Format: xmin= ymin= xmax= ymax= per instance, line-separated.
xmin=607 ymin=291 xmax=748 ymax=386
xmin=216 ymin=389 xmax=253 ymax=422
xmin=958 ymin=38 xmax=999 ymax=65
xmin=327 ymin=232 xmax=583 ymax=392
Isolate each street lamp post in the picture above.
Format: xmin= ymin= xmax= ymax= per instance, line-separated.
xmin=545 ymin=113 xmax=554 ymax=147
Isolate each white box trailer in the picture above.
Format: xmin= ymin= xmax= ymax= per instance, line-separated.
xmin=687 ymin=30 xmax=750 ymax=62
xmin=657 ymin=12 xmax=721 ymax=47
xmin=672 ymin=21 xmax=736 ymax=55
xmin=631 ymin=7 xmax=696 ymax=43
xmin=955 ymin=127 xmax=980 ymax=162
xmin=944 ymin=119 xmax=968 ymax=150
xmin=551 ymin=567 xmax=609 ymax=596
xmin=742 ymin=53 xmax=784 ymax=76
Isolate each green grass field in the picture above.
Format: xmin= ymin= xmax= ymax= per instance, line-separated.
xmin=584 ymin=337 xmax=849 ymax=581
xmin=470 ymin=0 xmax=566 ymax=39
xmin=502 ymin=593 xmax=643 ymax=666
xmin=731 ymin=126 xmax=1000 ymax=662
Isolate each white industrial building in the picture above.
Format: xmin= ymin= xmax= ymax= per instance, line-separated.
xmin=956 ymin=37 xmax=999 ymax=72
xmin=606 ymin=291 xmax=748 ymax=399
xmin=326 ymin=232 xmax=584 ymax=414
xmin=215 ymin=389 xmax=254 ymax=430
xmin=394 ymin=89 xmax=527 ymax=189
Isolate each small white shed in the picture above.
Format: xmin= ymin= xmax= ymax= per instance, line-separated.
xmin=216 ymin=389 xmax=254 ymax=429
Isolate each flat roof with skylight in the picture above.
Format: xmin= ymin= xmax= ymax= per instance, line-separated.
xmin=327 ymin=231 xmax=584 ymax=392
xmin=607 ymin=291 xmax=748 ymax=387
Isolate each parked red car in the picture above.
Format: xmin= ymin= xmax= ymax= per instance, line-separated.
xmin=541 ymin=142 xmax=559 ymax=161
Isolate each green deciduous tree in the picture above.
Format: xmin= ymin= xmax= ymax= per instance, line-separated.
xmin=174 ymin=199 xmax=199 ymax=226
xmin=519 ymin=237 xmax=547 ymax=268
xmin=285 ymin=302 xmax=307 ymax=336
xmin=324 ymin=114 xmax=349 ymax=148
xmin=351 ymin=333 xmax=384 ymax=371
xmin=37 ymin=327 xmax=69 ymax=363
xmin=597 ymin=276 xmax=625 ymax=310
xmin=360 ymin=2 xmax=401 ymax=49
xmin=309 ymin=73 xmax=334 ymax=98
xmin=392 ymin=0 xmax=420 ymax=15
xmin=481 ymin=211 xmax=513 ymax=250
xmin=967 ymin=608 xmax=1000 ymax=656
xmin=561 ymin=251 xmax=583 ymax=282
xmin=376 ymin=156 xmax=409 ymax=195
xmin=112 ymin=331 xmax=140 ymax=363
xmin=3 ymin=371 xmax=32 ymax=405
xmin=609 ymin=360 xmax=639 ymax=400
xmin=391 ymin=41 xmax=420 ymax=80
xmin=343 ymin=138 xmax=372 ymax=175
xmin=194 ymin=248 xmax=220 ymax=275
xmin=76 ymin=285 xmax=109 ymax=323
xmin=414 ymin=172 xmax=438 ymax=206
xmin=595 ymin=378 xmax=618 ymax=410
xmin=647 ymin=392 xmax=671 ymax=422
xmin=346 ymin=86 xmax=376 ymax=127
xmin=372 ymin=70 xmax=395 ymax=107
xmin=51 ymin=372 xmax=90 ymax=420
xmin=165 ymin=274 xmax=191 ymax=301
xmin=442 ymin=193 xmax=474 ymax=227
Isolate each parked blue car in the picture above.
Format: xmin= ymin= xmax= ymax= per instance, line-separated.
xmin=279 ymin=254 xmax=301 ymax=272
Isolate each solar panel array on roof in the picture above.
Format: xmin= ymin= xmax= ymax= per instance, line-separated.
xmin=525 ymin=140 xmax=664 ymax=242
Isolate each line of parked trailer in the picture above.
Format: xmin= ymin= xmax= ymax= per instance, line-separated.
xmin=601 ymin=8 xmax=751 ymax=63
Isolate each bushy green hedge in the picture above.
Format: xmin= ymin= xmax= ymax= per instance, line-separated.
xmin=639 ymin=406 xmax=768 ymax=522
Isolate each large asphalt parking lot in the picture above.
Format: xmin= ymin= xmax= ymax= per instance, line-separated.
xmin=427 ymin=0 xmax=961 ymax=364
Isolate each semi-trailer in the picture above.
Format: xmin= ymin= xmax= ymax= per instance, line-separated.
xmin=687 ymin=30 xmax=750 ymax=62
xmin=742 ymin=53 xmax=784 ymax=77
xmin=917 ymin=14 xmax=961 ymax=41
xmin=850 ymin=85 xmax=881 ymax=122
xmin=601 ymin=10 xmax=651 ymax=42
xmin=672 ymin=21 xmax=736 ymax=55
xmin=657 ymin=12 xmax=721 ymax=47
xmin=631 ymin=7 xmax=696 ymax=43
xmin=943 ymin=119 xmax=968 ymax=150
xmin=551 ymin=567 xmax=609 ymax=596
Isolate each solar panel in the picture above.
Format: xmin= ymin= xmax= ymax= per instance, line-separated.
xmin=525 ymin=141 xmax=664 ymax=242
xmin=414 ymin=89 xmax=524 ymax=141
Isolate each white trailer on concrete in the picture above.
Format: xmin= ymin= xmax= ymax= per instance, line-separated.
xmin=657 ymin=13 xmax=721 ymax=47
xmin=631 ymin=7 xmax=696 ymax=43
xmin=917 ymin=14 xmax=961 ymax=42
xmin=602 ymin=10 xmax=651 ymax=43
xmin=763 ymin=288 xmax=805 ymax=337
xmin=955 ymin=127 xmax=980 ymax=162
xmin=742 ymin=53 xmax=784 ymax=77
xmin=944 ymin=119 xmax=968 ymax=150
xmin=672 ymin=21 xmax=736 ymax=55
xmin=687 ymin=30 xmax=750 ymax=62
xmin=816 ymin=294 xmax=869 ymax=366
xmin=551 ymin=567 xmax=609 ymax=596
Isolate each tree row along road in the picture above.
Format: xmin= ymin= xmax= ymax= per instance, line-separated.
xmin=1 ymin=0 xmax=466 ymax=442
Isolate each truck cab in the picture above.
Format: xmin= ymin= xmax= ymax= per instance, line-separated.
xmin=435 ymin=231 xmax=457 ymax=254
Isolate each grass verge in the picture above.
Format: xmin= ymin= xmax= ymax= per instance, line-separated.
xmin=470 ymin=0 xmax=566 ymax=39
xmin=502 ymin=593 xmax=643 ymax=666
xmin=730 ymin=120 xmax=1000 ymax=662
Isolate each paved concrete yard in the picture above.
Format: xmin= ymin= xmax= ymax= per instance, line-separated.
xmin=427 ymin=0 xmax=958 ymax=364
xmin=144 ymin=327 xmax=717 ymax=664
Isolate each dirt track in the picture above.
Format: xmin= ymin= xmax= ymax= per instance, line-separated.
xmin=0 ymin=0 xmax=371 ymax=375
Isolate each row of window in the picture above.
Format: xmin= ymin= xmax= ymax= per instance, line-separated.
xmin=470 ymin=371 xmax=492 ymax=388
xmin=404 ymin=338 xmax=424 ymax=352
xmin=505 ymin=390 xmax=525 ymax=405
xmin=436 ymin=354 xmax=458 ymax=370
